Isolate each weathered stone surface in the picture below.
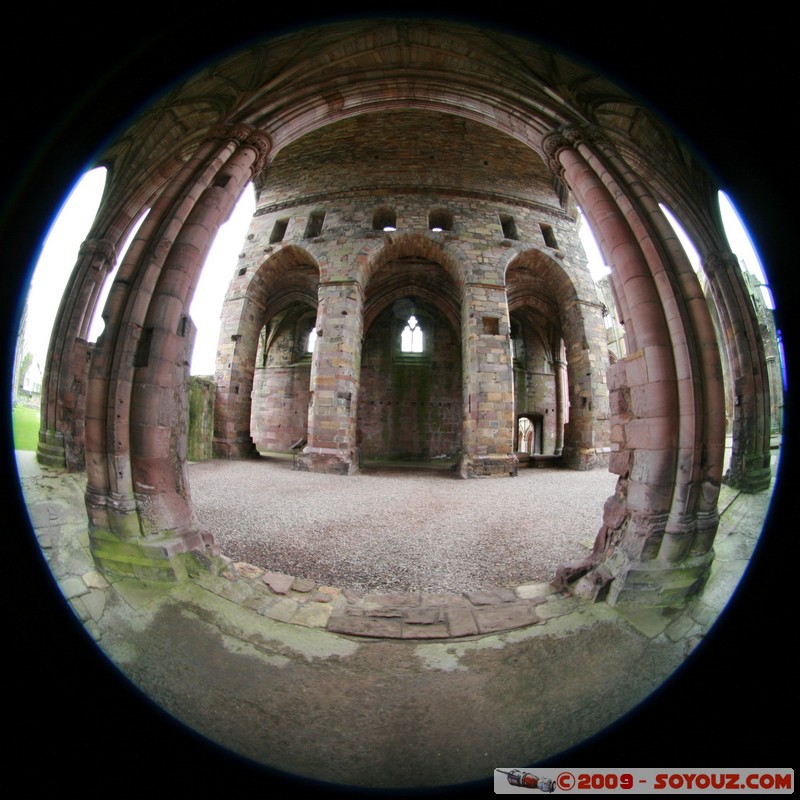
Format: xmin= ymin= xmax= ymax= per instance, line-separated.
xmin=473 ymin=603 xmax=540 ymax=633
xmin=464 ymin=588 xmax=517 ymax=605
xmin=262 ymin=571 xmax=295 ymax=594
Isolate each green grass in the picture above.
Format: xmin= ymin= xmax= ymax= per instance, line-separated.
xmin=11 ymin=405 xmax=40 ymax=451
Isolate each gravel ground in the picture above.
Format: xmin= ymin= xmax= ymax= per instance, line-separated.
xmin=188 ymin=458 xmax=619 ymax=594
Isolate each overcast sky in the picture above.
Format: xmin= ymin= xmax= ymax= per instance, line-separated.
xmin=18 ymin=169 xmax=769 ymax=380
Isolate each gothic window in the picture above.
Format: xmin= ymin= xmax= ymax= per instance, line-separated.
xmin=306 ymin=327 xmax=317 ymax=353
xmin=400 ymin=315 xmax=424 ymax=353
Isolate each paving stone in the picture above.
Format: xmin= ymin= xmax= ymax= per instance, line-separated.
xmin=536 ymin=595 xmax=585 ymax=620
xmin=291 ymin=577 xmax=316 ymax=593
xmin=370 ymin=607 xmax=405 ymax=618
xmin=327 ymin=615 xmax=404 ymax=638
xmin=515 ymin=582 xmax=557 ymax=600
xmin=81 ymin=588 xmax=107 ymax=621
xmin=262 ymin=571 xmax=295 ymax=594
xmin=221 ymin=580 xmax=255 ymax=604
xmin=234 ymin=562 xmax=263 ymax=580
xmin=82 ymin=570 xmax=110 ymax=590
xmin=362 ymin=592 xmax=420 ymax=608
xmin=293 ymin=602 xmax=333 ymax=628
xmin=473 ymin=603 xmax=541 ymax=633
xmin=241 ymin=595 xmax=277 ymax=615
xmin=402 ymin=622 xmax=450 ymax=639
xmin=464 ymin=588 xmax=517 ymax=606
xmin=420 ymin=592 xmax=469 ymax=606
xmin=60 ymin=576 xmax=89 ymax=599
xmin=402 ymin=607 xmax=441 ymax=624
xmin=261 ymin=598 xmax=298 ymax=623
xmin=444 ymin=607 xmax=479 ymax=638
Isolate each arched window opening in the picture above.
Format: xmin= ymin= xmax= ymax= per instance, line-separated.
xmin=189 ymin=184 xmax=256 ymax=374
xmin=400 ymin=315 xmax=423 ymax=352
xmin=306 ymin=327 xmax=317 ymax=353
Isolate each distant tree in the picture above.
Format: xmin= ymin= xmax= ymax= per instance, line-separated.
xmin=18 ymin=352 xmax=32 ymax=390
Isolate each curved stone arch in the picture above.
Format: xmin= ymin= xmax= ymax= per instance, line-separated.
xmin=363 ymin=281 xmax=461 ymax=340
xmin=505 ymin=246 xmax=611 ymax=470
xmin=213 ymin=244 xmax=320 ymax=459
xmin=357 ymin=231 xmax=469 ymax=292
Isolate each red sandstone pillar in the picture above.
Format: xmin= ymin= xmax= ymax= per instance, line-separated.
xmin=85 ymin=125 xmax=268 ymax=578
xmin=37 ymin=238 xmax=116 ymax=470
xmin=128 ymin=130 xmax=270 ymax=540
xmin=703 ymin=251 xmax=772 ymax=493
xmin=84 ymin=133 xmax=229 ymax=547
xmin=580 ymin=130 xmax=726 ymax=559
xmin=301 ymin=280 xmax=363 ymax=474
xmin=543 ymin=130 xmax=689 ymax=603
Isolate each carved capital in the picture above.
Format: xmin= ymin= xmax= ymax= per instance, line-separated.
xmin=79 ymin=238 xmax=117 ymax=267
xmin=562 ymin=123 xmax=607 ymax=148
xmin=209 ymin=123 xmax=254 ymax=143
xmin=541 ymin=130 xmax=571 ymax=160
xmin=243 ymin=131 xmax=272 ymax=176
xmin=703 ymin=250 xmax=739 ymax=275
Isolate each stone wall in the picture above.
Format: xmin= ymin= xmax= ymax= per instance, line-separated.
xmin=214 ymin=110 xmax=610 ymax=475
xmin=358 ymin=303 xmax=462 ymax=460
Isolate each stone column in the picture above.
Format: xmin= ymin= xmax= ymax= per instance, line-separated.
xmin=460 ymin=282 xmax=517 ymax=477
xmin=703 ymin=251 xmax=772 ymax=493
xmin=560 ymin=298 xmax=611 ymax=470
xmin=543 ymin=130 xmax=696 ymax=605
xmin=581 ymin=128 xmax=726 ymax=562
xmin=37 ymin=237 xmax=116 ymax=470
xmin=85 ymin=133 xmax=227 ymax=551
xmin=300 ymin=280 xmax=363 ymax=474
xmin=129 ymin=130 xmax=270 ymax=540
xmin=86 ymin=125 xmax=268 ymax=580
xmin=552 ymin=357 xmax=566 ymax=455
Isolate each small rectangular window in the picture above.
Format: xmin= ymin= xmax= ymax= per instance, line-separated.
xmin=540 ymin=223 xmax=558 ymax=248
xmin=270 ymin=218 xmax=289 ymax=243
xmin=304 ymin=211 xmax=325 ymax=239
xmin=482 ymin=317 xmax=500 ymax=335
xmin=499 ymin=213 xmax=518 ymax=240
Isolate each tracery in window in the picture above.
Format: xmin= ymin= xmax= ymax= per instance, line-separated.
xmin=400 ymin=315 xmax=423 ymax=352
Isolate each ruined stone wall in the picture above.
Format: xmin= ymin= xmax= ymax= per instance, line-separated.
xmin=358 ymin=305 xmax=461 ymax=460
xmin=215 ymin=111 xmax=608 ymax=473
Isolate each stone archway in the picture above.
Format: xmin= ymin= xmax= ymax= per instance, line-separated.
xmin=359 ymin=251 xmax=462 ymax=466
xmin=214 ymin=245 xmax=320 ymax=459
